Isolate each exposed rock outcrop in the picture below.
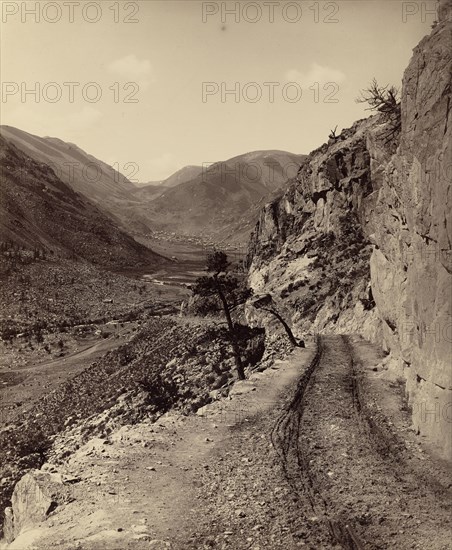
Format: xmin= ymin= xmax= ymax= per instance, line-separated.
xmin=247 ymin=117 xmax=379 ymax=340
xmin=247 ymin=1 xmax=451 ymax=458
xmin=3 ymin=469 xmax=72 ymax=544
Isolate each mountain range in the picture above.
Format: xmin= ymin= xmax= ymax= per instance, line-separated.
xmin=133 ymin=150 xmax=305 ymax=240
xmin=0 ymin=125 xmax=305 ymax=244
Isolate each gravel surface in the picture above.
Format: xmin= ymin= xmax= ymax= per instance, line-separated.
xmin=3 ymin=335 xmax=451 ymax=550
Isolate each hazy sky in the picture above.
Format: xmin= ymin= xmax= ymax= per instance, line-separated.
xmin=1 ymin=0 xmax=433 ymax=181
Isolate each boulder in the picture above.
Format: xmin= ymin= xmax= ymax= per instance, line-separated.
xmin=3 ymin=469 xmax=72 ymax=543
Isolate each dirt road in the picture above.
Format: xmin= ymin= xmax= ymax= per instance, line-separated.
xmin=5 ymin=335 xmax=452 ymax=550
xmin=194 ymin=335 xmax=452 ymax=549
xmin=0 ymin=330 xmax=130 ymax=426
xmin=268 ymin=335 xmax=452 ymax=549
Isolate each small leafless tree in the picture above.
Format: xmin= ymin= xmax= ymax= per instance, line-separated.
xmin=356 ymin=78 xmax=401 ymax=141
xmin=329 ymin=125 xmax=339 ymax=140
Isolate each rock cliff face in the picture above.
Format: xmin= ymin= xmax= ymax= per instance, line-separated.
xmin=368 ymin=1 xmax=452 ymax=458
xmin=247 ymin=3 xmax=451 ymax=459
xmin=247 ymin=117 xmax=379 ymax=341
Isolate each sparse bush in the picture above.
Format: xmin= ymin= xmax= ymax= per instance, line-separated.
xmin=136 ymin=371 xmax=179 ymax=411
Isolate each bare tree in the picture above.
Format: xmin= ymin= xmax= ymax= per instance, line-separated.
xmin=356 ymin=78 xmax=401 ymax=140
xmin=329 ymin=125 xmax=339 ymax=140
xmin=249 ymin=293 xmax=304 ymax=348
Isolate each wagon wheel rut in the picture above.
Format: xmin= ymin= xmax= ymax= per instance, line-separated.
xmin=270 ymin=334 xmax=452 ymax=550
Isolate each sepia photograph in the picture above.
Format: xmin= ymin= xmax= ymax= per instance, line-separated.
xmin=0 ymin=0 xmax=451 ymax=548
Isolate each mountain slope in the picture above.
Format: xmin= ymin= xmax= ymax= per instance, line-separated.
xmin=129 ymin=167 xmax=205 ymax=204
xmin=161 ymin=165 xmax=204 ymax=188
xmin=0 ymin=126 xmax=134 ymax=202
xmin=129 ymin=183 xmax=166 ymax=201
xmin=134 ymin=166 xmax=203 ymax=192
xmin=0 ymin=126 xmax=160 ymax=237
xmin=130 ymin=165 xmax=205 ymax=203
xmin=145 ymin=150 xmax=306 ymax=239
xmin=0 ymin=135 xmax=162 ymax=269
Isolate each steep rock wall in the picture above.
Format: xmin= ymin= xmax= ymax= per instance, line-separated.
xmin=247 ymin=117 xmax=381 ymax=341
xmin=247 ymin=2 xmax=451 ymax=458
xmin=366 ymin=2 xmax=452 ymax=458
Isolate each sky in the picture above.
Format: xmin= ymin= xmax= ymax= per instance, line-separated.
xmin=0 ymin=0 xmax=434 ymax=182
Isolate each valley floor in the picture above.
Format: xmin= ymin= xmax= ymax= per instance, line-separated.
xmin=0 ymin=325 xmax=134 ymax=426
xmin=3 ymin=336 xmax=452 ymax=550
